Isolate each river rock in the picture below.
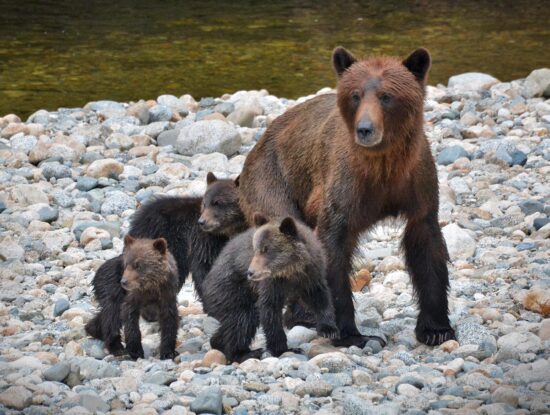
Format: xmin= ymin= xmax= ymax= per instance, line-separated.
xmin=522 ymin=68 xmax=550 ymax=98
xmin=448 ymin=72 xmax=499 ymax=92
xmin=190 ymin=386 xmax=223 ymax=415
xmin=176 ymin=120 xmax=241 ymax=156
xmin=86 ymin=158 xmax=124 ymax=179
xmin=0 ymin=386 xmax=32 ymax=410
xmin=442 ymin=223 xmax=476 ymax=259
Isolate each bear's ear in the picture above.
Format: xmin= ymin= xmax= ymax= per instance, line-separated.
xmin=279 ymin=217 xmax=297 ymax=238
xmin=234 ymin=175 xmax=240 ymax=187
xmin=124 ymin=234 xmax=135 ymax=247
xmin=253 ymin=212 xmax=268 ymax=227
xmin=153 ymin=238 xmax=167 ymax=255
xmin=206 ymin=172 xmax=218 ymax=185
xmin=403 ymin=48 xmax=431 ymax=83
xmin=333 ymin=47 xmax=357 ymax=77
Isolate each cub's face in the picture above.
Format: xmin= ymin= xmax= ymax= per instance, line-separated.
xmin=198 ymin=172 xmax=243 ymax=236
xmin=333 ymin=47 xmax=431 ymax=152
xmin=121 ymin=236 xmax=169 ymax=292
xmin=247 ymin=216 xmax=299 ymax=282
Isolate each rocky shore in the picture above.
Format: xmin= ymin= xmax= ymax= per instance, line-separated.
xmin=0 ymin=68 xmax=549 ymax=415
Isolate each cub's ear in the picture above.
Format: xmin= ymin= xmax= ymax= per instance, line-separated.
xmin=403 ymin=48 xmax=431 ymax=83
xmin=124 ymin=234 xmax=135 ymax=247
xmin=333 ymin=47 xmax=357 ymax=77
xmin=253 ymin=212 xmax=268 ymax=227
xmin=279 ymin=217 xmax=297 ymax=238
xmin=206 ymin=172 xmax=218 ymax=185
xmin=234 ymin=175 xmax=240 ymax=187
xmin=153 ymin=238 xmax=168 ymax=255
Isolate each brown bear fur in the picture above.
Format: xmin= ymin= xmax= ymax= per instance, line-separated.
xmin=85 ymin=235 xmax=180 ymax=359
xmin=238 ymin=47 xmax=455 ymax=347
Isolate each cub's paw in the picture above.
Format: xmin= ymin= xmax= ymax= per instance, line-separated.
xmin=107 ymin=341 xmax=125 ymax=356
xmin=332 ymin=334 xmax=386 ymax=349
xmin=317 ymin=323 xmax=339 ymax=340
xmin=159 ymin=350 xmax=178 ymax=360
xmin=126 ymin=345 xmax=145 ymax=360
xmin=416 ymin=326 xmax=456 ymax=346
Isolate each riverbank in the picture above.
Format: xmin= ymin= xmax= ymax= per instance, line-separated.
xmin=0 ymin=69 xmax=549 ymax=414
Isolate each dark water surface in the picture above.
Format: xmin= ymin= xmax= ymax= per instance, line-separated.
xmin=1 ymin=0 xmax=549 ymax=118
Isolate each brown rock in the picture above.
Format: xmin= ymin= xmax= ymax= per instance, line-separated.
xmin=203 ymin=112 xmax=227 ymax=122
xmin=351 ymin=268 xmax=372 ymax=292
xmin=1 ymin=122 xmax=29 ymax=138
xmin=86 ymin=158 xmax=124 ymax=178
xmin=202 ymin=349 xmax=227 ymax=367
xmin=523 ymin=287 xmax=550 ymax=316
xmin=128 ymin=145 xmax=159 ymax=160
xmin=439 ymin=339 xmax=460 ymax=353
xmin=4 ymin=114 xmax=21 ymax=123
xmin=131 ymin=134 xmax=154 ymax=147
xmin=307 ymin=343 xmax=340 ymax=358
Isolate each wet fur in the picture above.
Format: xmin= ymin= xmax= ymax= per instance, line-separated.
xmin=238 ymin=48 xmax=455 ymax=347
xmin=202 ymin=218 xmax=337 ymax=362
xmin=85 ymin=237 xmax=180 ymax=359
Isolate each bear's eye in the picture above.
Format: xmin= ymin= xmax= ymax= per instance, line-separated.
xmin=351 ymin=91 xmax=361 ymax=104
xmin=260 ymin=246 xmax=268 ymax=254
xmin=134 ymin=262 xmax=142 ymax=271
xmin=379 ymin=93 xmax=392 ymax=105
xmin=211 ymin=200 xmax=219 ymax=207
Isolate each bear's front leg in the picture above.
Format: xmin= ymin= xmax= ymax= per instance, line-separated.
xmin=159 ymin=295 xmax=179 ymax=360
xmin=317 ymin=206 xmax=385 ymax=348
xmin=122 ymin=302 xmax=144 ymax=359
xmin=257 ymin=279 xmax=288 ymax=357
xmin=403 ymin=211 xmax=455 ymax=345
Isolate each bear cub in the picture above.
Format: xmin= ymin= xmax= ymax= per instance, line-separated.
xmin=89 ymin=172 xmax=245 ymax=319
xmin=202 ymin=214 xmax=338 ymax=362
xmin=85 ymin=235 xmax=180 ymax=359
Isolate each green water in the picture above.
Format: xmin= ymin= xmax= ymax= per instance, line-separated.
xmin=1 ymin=0 xmax=549 ymax=118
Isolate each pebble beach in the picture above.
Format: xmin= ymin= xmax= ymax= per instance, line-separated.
xmin=0 ymin=68 xmax=549 ymax=415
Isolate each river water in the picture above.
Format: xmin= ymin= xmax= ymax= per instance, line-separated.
xmin=1 ymin=0 xmax=549 ymax=117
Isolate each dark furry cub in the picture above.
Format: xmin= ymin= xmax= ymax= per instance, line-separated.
xmin=202 ymin=214 xmax=338 ymax=363
xmin=90 ymin=173 xmax=246 ymax=319
xmin=85 ymin=236 xmax=179 ymax=359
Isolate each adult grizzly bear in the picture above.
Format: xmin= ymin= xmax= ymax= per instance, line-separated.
xmin=238 ymin=47 xmax=455 ymax=347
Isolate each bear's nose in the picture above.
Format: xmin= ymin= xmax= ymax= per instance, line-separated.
xmin=121 ymin=278 xmax=128 ymax=288
xmin=246 ymin=269 xmax=255 ymax=280
xmin=356 ymin=121 xmax=374 ymax=140
xmin=198 ymin=218 xmax=206 ymax=226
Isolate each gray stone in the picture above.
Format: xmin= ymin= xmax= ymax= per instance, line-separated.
xmin=149 ymin=104 xmax=173 ymax=122
xmin=456 ymin=320 xmax=497 ymax=359
xmin=145 ymin=371 xmax=177 ymax=385
xmin=85 ymin=100 xmax=124 ymax=111
xmin=522 ymin=68 xmax=550 ymax=98
xmin=10 ymin=134 xmax=37 ymax=154
xmin=176 ymin=120 xmax=241 ymax=156
xmin=295 ymin=380 xmax=333 ymax=397
xmin=76 ymin=177 xmax=98 ymax=191
xmin=54 ymin=298 xmax=70 ymax=316
xmin=448 ymin=73 xmax=499 ymax=91
xmin=100 ymin=191 xmax=136 ymax=215
xmin=214 ymin=102 xmax=235 ymax=116
xmin=157 ymin=129 xmax=180 ymax=147
xmin=43 ymin=362 xmax=71 ymax=382
xmin=75 ymin=393 xmax=109 ymax=413
xmin=72 ymin=357 xmax=121 ymax=380
xmin=37 ymin=205 xmax=59 ymax=222
xmin=190 ymin=386 xmax=223 ymax=415
xmin=41 ymin=162 xmax=72 ymax=180
xmin=496 ymin=331 xmax=543 ymax=361
xmin=0 ymin=236 xmax=25 ymax=260
xmin=519 ymin=200 xmax=544 ymax=215
xmin=437 ymin=145 xmax=470 ymax=165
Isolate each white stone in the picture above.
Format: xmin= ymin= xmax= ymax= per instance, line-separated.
xmin=442 ymin=223 xmax=476 ymax=260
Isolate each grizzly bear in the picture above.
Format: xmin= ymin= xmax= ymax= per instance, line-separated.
xmin=85 ymin=236 xmax=180 ymax=359
xmin=89 ymin=172 xmax=246 ymax=317
xmin=202 ymin=214 xmax=338 ymax=363
xmin=238 ymin=47 xmax=455 ymax=347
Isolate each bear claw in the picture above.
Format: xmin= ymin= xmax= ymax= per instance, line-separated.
xmin=416 ymin=327 xmax=456 ymax=346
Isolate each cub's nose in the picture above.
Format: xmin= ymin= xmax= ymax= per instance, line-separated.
xmin=246 ymin=269 xmax=255 ymax=280
xmin=121 ymin=278 xmax=129 ymax=288
xmin=356 ymin=121 xmax=374 ymax=140
xmin=197 ymin=218 xmax=206 ymax=226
